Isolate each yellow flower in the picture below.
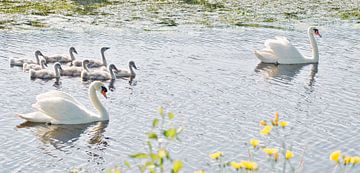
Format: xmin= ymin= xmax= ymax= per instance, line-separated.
xmin=250 ymin=138 xmax=260 ymax=148
xmin=194 ymin=170 xmax=205 ymax=173
xmin=350 ymin=157 xmax=360 ymax=163
xmin=158 ymin=149 xmax=167 ymax=158
xmin=240 ymin=161 xmax=258 ymax=170
xmin=230 ymin=162 xmax=243 ymax=170
xmin=286 ymin=150 xmax=294 ymax=160
xmin=330 ymin=150 xmax=341 ymax=162
xmin=114 ymin=169 xmax=122 ymax=173
xmin=259 ymin=120 xmax=267 ymax=126
xmin=344 ymin=156 xmax=351 ymax=165
xmin=260 ymin=125 xmax=272 ymax=135
xmin=272 ymin=112 xmax=279 ymax=126
xmin=279 ymin=121 xmax=289 ymax=128
xmin=263 ymin=148 xmax=278 ymax=156
xmin=274 ymin=151 xmax=279 ymax=161
xmin=210 ymin=151 xmax=223 ymax=160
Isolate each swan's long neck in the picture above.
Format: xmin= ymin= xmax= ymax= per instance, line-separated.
xmin=109 ymin=66 xmax=116 ymax=80
xmin=129 ymin=64 xmax=135 ymax=76
xmin=89 ymin=84 xmax=108 ymax=120
xmin=308 ymin=29 xmax=319 ymax=62
xmin=70 ymin=49 xmax=75 ymax=61
xmin=101 ymin=51 xmax=107 ymax=66
xmin=54 ymin=65 xmax=61 ymax=78
xmin=41 ymin=61 xmax=46 ymax=69
xmin=83 ymin=62 xmax=89 ymax=72
xmin=35 ymin=54 xmax=40 ymax=64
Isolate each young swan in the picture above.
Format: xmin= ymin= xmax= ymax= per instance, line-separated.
xmin=29 ymin=62 xmax=62 ymax=79
xmin=72 ymin=47 xmax=110 ymax=68
xmin=60 ymin=59 xmax=89 ymax=77
xmin=115 ymin=61 xmax=138 ymax=78
xmin=43 ymin=47 xmax=78 ymax=63
xmin=10 ymin=50 xmax=43 ymax=67
xmin=81 ymin=63 xmax=119 ymax=81
xmin=23 ymin=59 xmax=47 ymax=72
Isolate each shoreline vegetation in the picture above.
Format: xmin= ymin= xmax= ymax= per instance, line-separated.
xmin=0 ymin=0 xmax=359 ymax=30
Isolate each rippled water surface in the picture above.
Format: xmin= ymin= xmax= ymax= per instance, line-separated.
xmin=0 ymin=25 xmax=359 ymax=172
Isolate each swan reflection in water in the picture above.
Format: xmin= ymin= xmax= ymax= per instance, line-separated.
xmin=16 ymin=121 xmax=109 ymax=151
xmin=255 ymin=63 xmax=318 ymax=86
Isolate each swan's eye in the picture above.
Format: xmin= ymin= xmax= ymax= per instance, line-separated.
xmin=101 ymin=86 xmax=107 ymax=92
xmin=100 ymin=86 xmax=108 ymax=98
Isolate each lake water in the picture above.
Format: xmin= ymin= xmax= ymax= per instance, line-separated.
xmin=0 ymin=24 xmax=359 ymax=172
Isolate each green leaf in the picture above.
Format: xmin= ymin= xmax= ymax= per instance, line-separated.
xmin=168 ymin=112 xmax=175 ymax=120
xmin=164 ymin=128 xmax=177 ymax=139
xmin=172 ymin=160 xmax=183 ymax=173
xmin=150 ymin=153 xmax=160 ymax=161
xmin=129 ymin=153 xmax=149 ymax=159
xmin=152 ymin=118 xmax=159 ymax=128
xmin=145 ymin=161 xmax=155 ymax=168
xmin=147 ymin=132 xmax=158 ymax=140
xmin=124 ymin=161 xmax=131 ymax=168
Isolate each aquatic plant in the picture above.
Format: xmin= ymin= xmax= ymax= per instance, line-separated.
xmin=124 ymin=106 xmax=184 ymax=173
xmin=0 ymin=0 xmax=115 ymax=16
xmin=329 ymin=150 xmax=360 ymax=172
xmin=102 ymin=110 xmax=359 ymax=172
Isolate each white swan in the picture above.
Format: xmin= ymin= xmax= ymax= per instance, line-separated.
xmin=9 ymin=50 xmax=43 ymax=67
xmin=115 ymin=61 xmax=138 ymax=78
xmin=254 ymin=26 xmax=322 ymax=64
xmin=43 ymin=47 xmax=78 ymax=64
xmin=81 ymin=63 xmax=119 ymax=81
xmin=23 ymin=59 xmax=47 ymax=72
xmin=60 ymin=59 xmax=89 ymax=77
xmin=29 ymin=62 xmax=62 ymax=79
xmin=72 ymin=47 xmax=109 ymax=68
xmin=17 ymin=81 xmax=109 ymax=124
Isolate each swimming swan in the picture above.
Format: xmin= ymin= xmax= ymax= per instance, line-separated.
xmin=81 ymin=63 xmax=119 ymax=81
xmin=254 ymin=26 xmax=321 ymax=64
xmin=23 ymin=59 xmax=47 ymax=72
xmin=9 ymin=50 xmax=43 ymax=67
xmin=72 ymin=47 xmax=110 ymax=68
xmin=115 ymin=61 xmax=138 ymax=78
xmin=60 ymin=59 xmax=89 ymax=77
xmin=17 ymin=81 xmax=109 ymax=124
xmin=43 ymin=47 xmax=78 ymax=63
xmin=29 ymin=62 xmax=62 ymax=79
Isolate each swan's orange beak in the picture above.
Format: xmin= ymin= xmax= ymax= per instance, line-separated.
xmin=101 ymin=86 xmax=108 ymax=99
xmin=315 ymin=30 xmax=322 ymax=38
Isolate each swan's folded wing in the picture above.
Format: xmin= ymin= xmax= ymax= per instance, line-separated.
xmin=36 ymin=90 xmax=84 ymax=107
xmin=32 ymin=97 xmax=92 ymax=121
xmin=265 ymin=38 xmax=302 ymax=59
xmin=274 ymin=36 xmax=290 ymax=44
xmin=254 ymin=49 xmax=278 ymax=63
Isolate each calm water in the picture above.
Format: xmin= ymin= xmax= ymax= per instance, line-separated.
xmin=0 ymin=24 xmax=359 ymax=172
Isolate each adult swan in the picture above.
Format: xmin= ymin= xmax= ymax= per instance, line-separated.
xmin=254 ymin=26 xmax=322 ymax=64
xmin=17 ymin=81 xmax=109 ymax=124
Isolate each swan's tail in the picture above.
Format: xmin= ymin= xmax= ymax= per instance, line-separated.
xmin=16 ymin=112 xmax=52 ymax=123
xmin=29 ymin=69 xmax=36 ymax=78
xmin=254 ymin=50 xmax=263 ymax=59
